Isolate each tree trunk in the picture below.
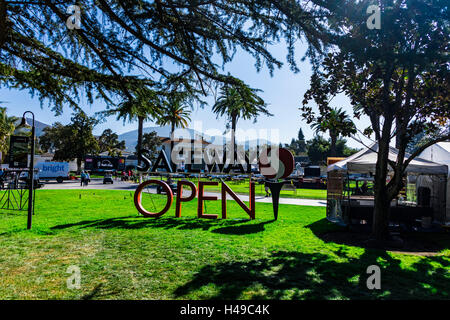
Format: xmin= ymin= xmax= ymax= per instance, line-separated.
xmin=372 ymin=139 xmax=391 ymax=241
xmin=77 ymin=157 xmax=82 ymax=174
xmin=231 ymin=114 xmax=237 ymax=164
xmin=330 ymin=134 xmax=337 ymax=157
xmin=170 ymin=122 xmax=175 ymax=171
xmin=0 ymin=0 xmax=7 ymax=48
xmin=395 ymin=117 xmax=401 ymax=149
xmin=137 ymin=116 xmax=144 ymax=183
xmin=137 ymin=116 xmax=144 ymax=160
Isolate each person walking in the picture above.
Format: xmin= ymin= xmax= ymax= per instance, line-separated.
xmin=264 ymin=180 xmax=271 ymax=197
xmin=80 ymin=171 xmax=86 ymax=187
xmin=85 ymin=171 xmax=90 ymax=186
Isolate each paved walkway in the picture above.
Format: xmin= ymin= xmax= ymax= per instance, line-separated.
xmin=42 ymin=179 xmax=327 ymax=207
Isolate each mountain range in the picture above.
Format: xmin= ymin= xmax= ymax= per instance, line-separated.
xmin=118 ymin=126 xmax=212 ymax=151
xmin=25 ymin=120 xmax=273 ymax=151
xmin=118 ymin=126 xmax=274 ymax=151
xmin=12 ymin=118 xmax=50 ymax=137
xmin=28 ymin=118 xmax=50 ymax=137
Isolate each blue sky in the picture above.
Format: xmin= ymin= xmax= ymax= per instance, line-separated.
xmin=0 ymin=41 xmax=371 ymax=148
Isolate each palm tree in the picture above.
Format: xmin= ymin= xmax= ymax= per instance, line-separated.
xmin=311 ymin=107 xmax=356 ymax=156
xmin=0 ymin=107 xmax=18 ymax=162
xmin=100 ymin=93 xmax=162 ymax=169
xmin=212 ymin=85 xmax=272 ymax=159
xmin=156 ymin=97 xmax=191 ymax=168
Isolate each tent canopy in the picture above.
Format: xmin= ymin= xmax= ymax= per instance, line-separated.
xmin=419 ymin=142 xmax=450 ymax=176
xmin=328 ymin=143 xmax=448 ymax=175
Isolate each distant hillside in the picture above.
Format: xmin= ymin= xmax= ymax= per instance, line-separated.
xmin=29 ymin=118 xmax=50 ymax=137
xmin=118 ymin=126 xmax=210 ymax=151
xmin=210 ymin=136 xmax=275 ymax=149
xmin=12 ymin=118 xmax=50 ymax=137
xmin=20 ymin=120 xmax=275 ymax=150
xmin=119 ymin=126 xmax=275 ymax=151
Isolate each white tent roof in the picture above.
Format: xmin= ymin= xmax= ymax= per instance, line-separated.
xmin=328 ymin=143 xmax=448 ymax=175
xmin=419 ymin=141 xmax=450 ymax=176
xmin=436 ymin=142 xmax=450 ymax=153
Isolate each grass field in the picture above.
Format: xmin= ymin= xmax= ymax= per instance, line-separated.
xmin=0 ymin=189 xmax=448 ymax=300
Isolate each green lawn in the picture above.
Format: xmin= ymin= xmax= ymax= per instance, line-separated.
xmin=0 ymin=189 xmax=448 ymax=300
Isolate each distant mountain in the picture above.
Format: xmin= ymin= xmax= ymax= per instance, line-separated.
xmin=118 ymin=125 xmax=276 ymax=151
xmin=209 ymin=136 xmax=275 ymax=149
xmin=118 ymin=126 xmax=211 ymax=151
xmin=29 ymin=118 xmax=50 ymax=137
xmin=12 ymin=118 xmax=50 ymax=137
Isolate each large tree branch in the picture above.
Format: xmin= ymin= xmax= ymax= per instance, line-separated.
xmin=403 ymin=135 xmax=450 ymax=170
xmin=44 ymin=0 xmax=135 ymax=100
xmin=96 ymin=0 xmax=243 ymax=87
xmin=0 ymin=0 xmax=7 ymax=48
xmin=8 ymin=33 xmax=155 ymax=88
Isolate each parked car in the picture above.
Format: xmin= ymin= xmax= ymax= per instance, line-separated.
xmin=19 ymin=172 xmax=45 ymax=188
xmin=103 ymin=172 xmax=114 ymax=184
xmin=156 ymin=183 xmax=177 ymax=194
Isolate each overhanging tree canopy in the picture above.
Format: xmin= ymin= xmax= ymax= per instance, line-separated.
xmin=0 ymin=0 xmax=329 ymax=113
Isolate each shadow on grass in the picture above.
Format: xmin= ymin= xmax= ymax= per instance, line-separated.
xmin=306 ymin=218 xmax=450 ymax=254
xmin=174 ymin=249 xmax=449 ymax=300
xmin=51 ymin=216 xmax=259 ymax=232
xmin=212 ymin=220 xmax=275 ymax=235
xmin=80 ymin=283 xmax=122 ymax=300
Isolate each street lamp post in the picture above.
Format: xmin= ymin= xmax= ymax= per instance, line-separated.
xmin=20 ymin=111 xmax=35 ymax=230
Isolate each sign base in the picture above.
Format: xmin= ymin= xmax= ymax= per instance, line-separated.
xmin=265 ymin=181 xmax=285 ymax=220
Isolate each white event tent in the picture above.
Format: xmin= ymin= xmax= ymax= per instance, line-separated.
xmin=419 ymin=142 xmax=450 ymax=222
xmin=327 ymin=143 xmax=448 ymax=175
xmin=327 ymin=142 xmax=449 ymax=224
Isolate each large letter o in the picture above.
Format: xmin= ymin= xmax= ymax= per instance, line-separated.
xmin=134 ymin=180 xmax=173 ymax=217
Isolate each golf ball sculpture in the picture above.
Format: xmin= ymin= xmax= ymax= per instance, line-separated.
xmin=258 ymin=147 xmax=295 ymax=220
xmin=258 ymin=147 xmax=295 ymax=180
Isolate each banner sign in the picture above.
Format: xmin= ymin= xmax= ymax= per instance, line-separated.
xmin=9 ymin=135 xmax=30 ymax=168
xmin=84 ymin=156 xmax=126 ymax=172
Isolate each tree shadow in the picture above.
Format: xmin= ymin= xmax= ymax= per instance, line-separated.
xmin=174 ymin=249 xmax=449 ymax=300
xmin=80 ymin=283 xmax=122 ymax=300
xmin=212 ymin=220 xmax=275 ymax=235
xmin=50 ymin=216 xmax=253 ymax=232
xmin=305 ymin=218 xmax=449 ymax=254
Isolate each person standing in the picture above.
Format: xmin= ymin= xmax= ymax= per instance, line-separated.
xmin=85 ymin=171 xmax=90 ymax=186
xmin=80 ymin=171 xmax=86 ymax=187
xmin=264 ymin=180 xmax=271 ymax=197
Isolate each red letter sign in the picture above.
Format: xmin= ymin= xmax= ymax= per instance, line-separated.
xmin=134 ymin=180 xmax=173 ymax=217
xmin=197 ymin=181 xmax=218 ymax=219
xmin=175 ymin=180 xmax=197 ymax=218
xmin=221 ymin=180 xmax=255 ymax=219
